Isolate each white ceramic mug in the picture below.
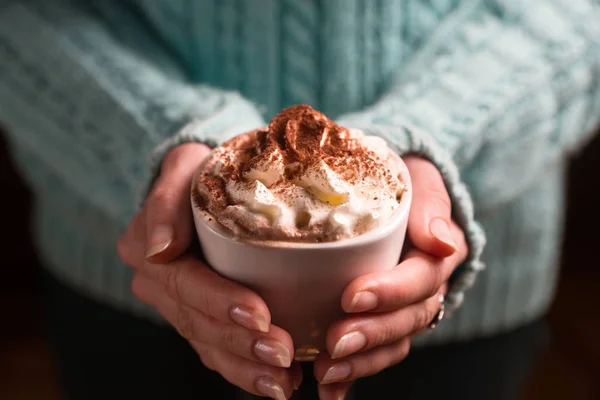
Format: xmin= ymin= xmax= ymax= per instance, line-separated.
xmin=191 ymin=152 xmax=412 ymax=361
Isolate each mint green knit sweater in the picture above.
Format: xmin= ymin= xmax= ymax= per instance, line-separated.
xmin=1 ymin=0 xmax=599 ymax=345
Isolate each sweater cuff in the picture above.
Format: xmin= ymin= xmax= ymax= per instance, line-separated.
xmin=337 ymin=115 xmax=486 ymax=314
xmin=137 ymin=94 xmax=266 ymax=207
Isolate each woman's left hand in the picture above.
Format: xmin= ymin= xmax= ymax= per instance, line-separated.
xmin=315 ymin=156 xmax=469 ymax=400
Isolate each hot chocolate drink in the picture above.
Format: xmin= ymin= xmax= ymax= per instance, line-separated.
xmin=191 ymin=105 xmax=412 ymax=360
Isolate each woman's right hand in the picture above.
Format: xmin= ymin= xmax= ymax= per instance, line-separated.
xmin=117 ymin=143 xmax=299 ymax=400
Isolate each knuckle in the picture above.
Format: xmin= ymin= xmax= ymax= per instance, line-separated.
xmin=160 ymin=261 xmax=220 ymax=317
xmin=415 ymin=296 xmax=441 ymax=331
xmin=163 ymin=144 xmax=189 ymax=169
xmin=196 ymin=345 xmax=217 ymax=372
xmin=130 ymin=274 xmax=146 ymax=302
xmin=413 ymin=303 xmax=434 ymax=332
xmin=399 ymin=340 xmax=411 ymax=360
xmin=390 ymin=290 xmax=410 ymax=308
xmin=149 ymin=185 xmax=177 ymax=209
xmin=426 ymin=187 xmax=451 ymax=211
xmin=373 ymin=319 xmax=398 ymax=347
xmin=220 ymin=326 xmax=242 ymax=353
xmin=176 ymin=306 xmax=196 ymax=340
xmin=196 ymin=286 xmax=220 ymax=319
xmin=200 ymin=356 xmax=215 ymax=372
xmin=161 ymin=264 xmax=183 ymax=303
xmin=364 ymin=356 xmax=382 ymax=377
xmin=426 ymin=266 xmax=443 ymax=298
xmin=425 ymin=301 xmax=438 ymax=326
xmin=359 ymin=351 xmax=391 ymax=379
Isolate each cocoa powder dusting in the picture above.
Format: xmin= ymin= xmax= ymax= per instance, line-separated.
xmin=252 ymin=104 xmax=380 ymax=183
xmin=196 ymin=175 xmax=229 ymax=213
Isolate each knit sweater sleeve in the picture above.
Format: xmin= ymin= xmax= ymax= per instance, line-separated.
xmin=0 ymin=0 xmax=265 ymax=222
xmin=337 ymin=0 xmax=600 ymax=312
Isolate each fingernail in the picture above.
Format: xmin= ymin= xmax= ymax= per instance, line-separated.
xmin=256 ymin=376 xmax=287 ymax=400
xmin=429 ymin=218 xmax=457 ymax=253
xmin=293 ymin=374 xmax=303 ymax=390
xmin=321 ymin=361 xmax=352 ymax=384
xmin=230 ymin=306 xmax=270 ymax=333
xmin=335 ymin=391 xmax=347 ymax=400
xmin=331 ymin=331 xmax=367 ymax=359
xmin=254 ymin=338 xmax=292 ymax=368
xmin=347 ymin=291 xmax=378 ymax=313
xmin=146 ymin=224 xmax=173 ymax=258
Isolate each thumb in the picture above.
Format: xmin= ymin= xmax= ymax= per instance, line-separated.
xmin=404 ymin=156 xmax=457 ymax=258
xmin=145 ymin=143 xmax=212 ymax=263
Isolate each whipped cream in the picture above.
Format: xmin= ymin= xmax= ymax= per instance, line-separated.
xmin=194 ymin=105 xmax=405 ymax=242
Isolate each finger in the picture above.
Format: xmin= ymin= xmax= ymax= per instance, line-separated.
xmin=289 ymin=361 xmax=303 ymax=392
xmin=139 ymin=256 xmax=271 ymax=332
xmin=317 ymin=381 xmax=353 ymax=400
xmin=117 ymin=212 xmax=147 ymax=268
xmin=191 ymin=341 xmax=295 ymax=400
xmin=132 ymin=273 xmax=293 ymax=367
xmin=314 ymin=338 xmax=411 ymax=385
xmin=342 ymin=221 xmax=467 ymax=313
xmin=145 ymin=143 xmax=212 ymax=263
xmin=404 ymin=156 xmax=457 ymax=257
xmin=327 ymin=293 xmax=441 ymax=359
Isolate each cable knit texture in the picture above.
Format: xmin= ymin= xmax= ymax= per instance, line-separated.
xmin=1 ymin=0 xmax=599 ymax=345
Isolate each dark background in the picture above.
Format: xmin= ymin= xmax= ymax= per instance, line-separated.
xmin=1 ymin=129 xmax=599 ymax=400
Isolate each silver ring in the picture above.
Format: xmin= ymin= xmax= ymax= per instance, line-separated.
xmin=428 ymin=294 xmax=445 ymax=329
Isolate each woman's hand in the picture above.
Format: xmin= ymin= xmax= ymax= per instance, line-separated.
xmin=118 ymin=143 xmax=300 ymax=400
xmin=315 ymin=156 xmax=469 ymax=400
